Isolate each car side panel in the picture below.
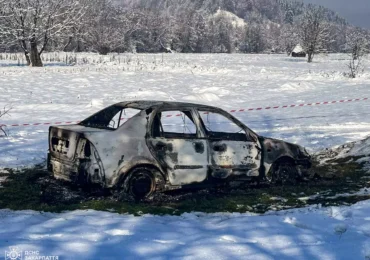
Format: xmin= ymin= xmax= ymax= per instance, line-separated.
xmin=148 ymin=138 xmax=208 ymax=186
xmin=85 ymin=111 xmax=158 ymax=188
xmin=209 ymin=140 xmax=261 ymax=178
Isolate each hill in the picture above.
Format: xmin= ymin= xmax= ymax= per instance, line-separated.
xmin=113 ymin=0 xmax=369 ymax=54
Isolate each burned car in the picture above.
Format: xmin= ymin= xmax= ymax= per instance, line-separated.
xmin=48 ymin=101 xmax=311 ymax=198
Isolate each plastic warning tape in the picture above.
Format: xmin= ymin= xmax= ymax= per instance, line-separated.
xmin=1 ymin=97 xmax=368 ymax=128
xmin=0 ymin=121 xmax=81 ymax=128
xmin=228 ymin=97 xmax=369 ymax=113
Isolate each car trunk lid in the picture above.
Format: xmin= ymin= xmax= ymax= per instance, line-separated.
xmin=49 ymin=125 xmax=108 ymax=161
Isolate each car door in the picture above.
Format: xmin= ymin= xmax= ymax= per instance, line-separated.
xmin=196 ymin=109 xmax=261 ymax=179
xmin=147 ymin=109 xmax=208 ymax=186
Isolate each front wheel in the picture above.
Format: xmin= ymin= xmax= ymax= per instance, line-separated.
xmin=266 ymin=162 xmax=298 ymax=185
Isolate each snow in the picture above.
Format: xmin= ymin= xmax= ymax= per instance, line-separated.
xmin=2 ymin=201 xmax=370 ymax=259
xmin=316 ymin=135 xmax=370 ymax=171
xmin=1 ymin=53 xmax=370 ymax=168
xmin=292 ymin=44 xmax=304 ymax=53
xmin=213 ymin=9 xmax=246 ymax=28
xmin=1 ymin=52 xmax=370 ymax=259
xmin=337 ymin=137 xmax=370 ymax=158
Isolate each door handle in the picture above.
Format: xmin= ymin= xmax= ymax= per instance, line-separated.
xmin=213 ymin=143 xmax=226 ymax=152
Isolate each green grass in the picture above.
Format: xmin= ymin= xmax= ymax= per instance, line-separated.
xmin=0 ymin=161 xmax=369 ymax=216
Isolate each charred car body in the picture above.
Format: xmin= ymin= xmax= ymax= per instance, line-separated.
xmin=48 ymin=101 xmax=311 ymax=198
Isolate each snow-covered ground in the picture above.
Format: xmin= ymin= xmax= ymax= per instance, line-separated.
xmin=2 ymin=201 xmax=370 ymax=260
xmin=1 ymin=53 xmax=370 ymax=259
xmin=1 ymin=53 xmax=370 ymax=168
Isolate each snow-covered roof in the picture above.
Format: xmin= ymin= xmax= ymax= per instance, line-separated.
xmin=292 ymin=44 xmax=305 ymax=53
xmin=213 ymin=9 xmax=246 ymax=28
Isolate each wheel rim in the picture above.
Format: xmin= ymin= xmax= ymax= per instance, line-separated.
xmin=278 ymin=165 xmax=291 ymax=184
xmin=129 ymin=171 xmax=155 ymax=198
xmin=267 ymin=163 xmax=297 ymax=185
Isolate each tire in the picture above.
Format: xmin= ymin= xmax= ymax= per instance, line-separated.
xmin=123 ymin=167 xmax=163 ymax=199
xmin=266 ymin=161 xmax=298 ymax=185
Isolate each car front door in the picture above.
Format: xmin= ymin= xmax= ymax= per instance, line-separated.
xmin=196 ymin=110 xmax=261 ymax=179
xmin=147 ymin=109 xmax=208 ymax=186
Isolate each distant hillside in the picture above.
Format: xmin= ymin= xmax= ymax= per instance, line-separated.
xmin=1 ymin=0 xmax=367 ymax=55
xmin=116 ymin=0 xmax=366 ymax=54
xmin=121 ymin=0 xmax=347 ymax=26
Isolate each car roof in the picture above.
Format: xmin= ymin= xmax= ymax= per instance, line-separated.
xmin=115 ymin=100 xmax=224 ymax=111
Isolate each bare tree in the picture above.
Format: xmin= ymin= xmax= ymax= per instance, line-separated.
xmin=82 ymin=0 xmax=142 ymax=54
xmin=280 ymin=24 xmax=299 ymax=55
xmin=297 ymin=4 xmax=330 ymax=63
xmin=240 ymin=23 xmax=265 ymax=53
xmin=345 ymin=28 xmax=369 ymax=78
xmin=0 ymin=0 xmax=87 ymax=67
xmin=83 ymin=0 xmax=124 ymax=55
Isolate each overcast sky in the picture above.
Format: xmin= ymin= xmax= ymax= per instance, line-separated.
xmin=301 ymin=0 xmax=370 ymax=29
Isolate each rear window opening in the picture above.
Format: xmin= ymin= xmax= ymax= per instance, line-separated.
xmin=79 ymin=105 xmax=142 ymax=130
xmin=108 ymin=108 xmax=141 ymax=129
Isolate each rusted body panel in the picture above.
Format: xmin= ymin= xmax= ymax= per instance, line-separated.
xmin=47 ymin=100 xmax=311 ymax=193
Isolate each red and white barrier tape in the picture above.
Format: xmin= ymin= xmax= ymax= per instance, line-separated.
xmin=1 ymin=97 xmax=368 ymax=128
xmin=0 ymin=121 xmax=81 ymax=128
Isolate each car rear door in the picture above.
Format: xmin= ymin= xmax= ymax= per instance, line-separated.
xmin=196 ymin=109 xmax=261 ymax=179
xmin=147 ymin=108 xmax=208 ymax=186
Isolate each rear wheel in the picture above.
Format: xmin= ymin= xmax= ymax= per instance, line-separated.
xmin=266 ymin=161 xmax=298 ymax=185
xmin=123 ymin=167 xmax=163 ymax=199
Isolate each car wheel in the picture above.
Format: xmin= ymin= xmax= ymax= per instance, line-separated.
xmin=123 ymin=167 xmax=163 ymax=199
xmin=266 ymin=162 xmax=298 ymax=185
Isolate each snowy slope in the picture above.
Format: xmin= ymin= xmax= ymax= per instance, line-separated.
xmin=2 ymin=201 xmax=370 ymax=259
xmin=0 ymin=53 xmax=370 ymax=168
xmin=315 ymin=135 xmax=370 ymax=172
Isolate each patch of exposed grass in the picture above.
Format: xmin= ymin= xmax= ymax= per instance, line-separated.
xmin=1 ymin=163 xmax=370 ymax=216
xmin=0 ymin=168 xmax=47 ymax=211
xmin=313 ymin=155 xmax=368 ymax=179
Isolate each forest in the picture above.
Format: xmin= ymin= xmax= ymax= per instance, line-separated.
xmin=0 ymin=0 xmax=369 ymax=66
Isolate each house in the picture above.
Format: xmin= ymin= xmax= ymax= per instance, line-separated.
xmin=291 ymin=44 xmax=306 ymax=57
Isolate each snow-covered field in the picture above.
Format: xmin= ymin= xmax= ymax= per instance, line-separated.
xmin=1 ymin=53 xmax=370 ymax=259
xmin=1 ymin=53 xmax=370 ymax=168
xmin=2 ymin=201 xmax=370 ymax=260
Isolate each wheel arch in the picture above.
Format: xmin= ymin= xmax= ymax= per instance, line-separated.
xmin=113 ymin=162 xmax=166 ymax=188
xmin=264 ymin=155 xmax=299 ymax=184
xmin=264 ymin=155 xmax=296 ymax=176
xmin=274 ymin=156 xmax=296 ymax=165
xmin=105 ymin=154 xmax=166 ymax=188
